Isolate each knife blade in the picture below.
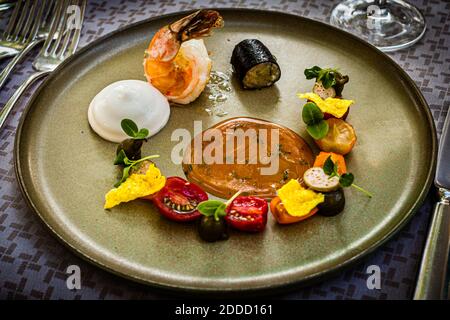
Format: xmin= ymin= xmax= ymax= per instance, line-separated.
xmin=436 ymin=112 xmax=450 ymax=189
xmin=414 ymin=110 xmax=450 ymax=300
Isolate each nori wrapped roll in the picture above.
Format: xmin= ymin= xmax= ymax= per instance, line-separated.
xmin=230 ymin=39 xmax=281 ymax=89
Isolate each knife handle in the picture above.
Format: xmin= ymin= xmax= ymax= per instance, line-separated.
xmin=414 ymin=188 xmax=450 ymax=300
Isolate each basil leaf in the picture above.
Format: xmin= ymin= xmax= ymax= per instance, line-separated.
xmin=302 ymin=102 xmax=323 ymax=125
xmin=114 ymin=165 xmax=132 ymax=187
xmin=114 ymin=149 xmax=127 ymax=165
xmin=304 ymin=66 xmax=321 ymax=79
xmin=323 ymin=156 xmax=334 ymax=176
xmin=306 ymin=120 xmax=329 ymax=140
xmin=197 ymin=200 xmax=224 ymax=216
xmin=340 ymin=173 xmax=354 ymax=187
xmin=121 ymin=119 xmax=139 ymax=138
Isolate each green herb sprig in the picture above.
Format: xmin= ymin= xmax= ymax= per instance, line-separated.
xmin=323 ymin=156 xmax=372 ymax=197
xmin=304 ymin=66 xmax=349 ymax=96
xmin=304 ymin=66 xmax=340 ymax=89
xmin=302 ymin=102 xmax=329 ymax=140
xmin=113 ymin=149 xmax=159 ymax=187
xmin=121 ymin=119 xmax=149 ymax=139
xmin=197 ymin=190 xmax=242 ymax=221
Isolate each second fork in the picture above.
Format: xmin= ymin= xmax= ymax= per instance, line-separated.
xmin=0 ymin=0 xmax=56 ymax=90
xmin=0 ymin=0 xmax=86 ymax=130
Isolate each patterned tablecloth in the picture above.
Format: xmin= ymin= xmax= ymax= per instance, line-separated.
xmin=0 ymin=0 xmax=448 ymax=300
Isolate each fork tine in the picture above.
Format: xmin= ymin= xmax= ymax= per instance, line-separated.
xmin=3 ymin=0 xmax=23 ymax=38
xmin=15 ymin=0 xmax=34 ymax=39
xmin=57 ymin=0 xmax=86 ymax=58
xmin=57 ymin=23 xmax=75 ymax=58
xmin=10 ymin=0 xmax=32 ymax=41
xmin=48 ymin=0 xmax=71 ymax=56
xmin=63 ymin=0 xmax=86 ymax=58
xmin=28 ymin=1 xmax=47 ymax=40
xmin=41 ymin=0 xmax=65 ymax=55
xmin=40 ymin=0 xmax=56 ymax=30
xmin=16 ymin=0 xmax=41 ymax=43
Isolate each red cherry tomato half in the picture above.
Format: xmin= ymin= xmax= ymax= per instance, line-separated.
xmin=152 ymin=177 xmax=208 ymax=222
xmin=225 ymin=196 xmax=268 ymax=232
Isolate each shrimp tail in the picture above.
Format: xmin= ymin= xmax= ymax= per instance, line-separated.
xmin=146 ymin=10 xmax=223 ymax=63
xmin=169 ymin=10 xmax=224 ymax=42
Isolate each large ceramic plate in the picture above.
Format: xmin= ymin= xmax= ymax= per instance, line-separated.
xmin=15 ymin=9 xmax=436 ymax=293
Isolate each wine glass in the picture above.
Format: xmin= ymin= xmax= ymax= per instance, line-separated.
xmin=330 ymin=0 xmax=426 ymax=52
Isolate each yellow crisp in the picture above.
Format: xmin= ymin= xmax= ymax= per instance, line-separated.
xmin=298 ymin=92 xmax=354 ymax=118
xmin=104 ymin=164 xmax=166 ymax=209
xmin=277 ymin=179 xmax=324 ymax=217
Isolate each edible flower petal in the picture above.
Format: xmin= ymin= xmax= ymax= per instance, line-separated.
xmin=277 ymin=179 xmax=324 ymax=217
xmin=298 ymin=92 xmax=354 ymax=118
xmin=104 ymin=163 xmax=165 ymax=209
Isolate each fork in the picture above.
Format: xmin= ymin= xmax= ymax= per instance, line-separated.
xmin=0 ymin=0 xmax=86 ymax=130
xmin=0 ymin=0 xmax=44 ymax=60
xmin=0 ymin=0 xmax=57 ymax=90
xmin=0 ymin=1 xmax=15 ymax=12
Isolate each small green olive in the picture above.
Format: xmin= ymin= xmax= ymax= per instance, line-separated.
xmin=317 ymin=188 xmax=345 ymax=216
xmin=198 ymin=216 xmax=229 ymax=242
xmin=116 ymin=138 xmax=143 ymax=160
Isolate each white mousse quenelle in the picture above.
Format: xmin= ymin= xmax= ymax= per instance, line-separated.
xmin=88 ymin=80 xmax=170 ymax=143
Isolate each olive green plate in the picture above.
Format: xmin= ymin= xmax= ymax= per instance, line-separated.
xmin=15 ymin=9 xmax=436 ymax=293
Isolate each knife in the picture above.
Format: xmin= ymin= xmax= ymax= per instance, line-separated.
xmin=414 ymin=110 xmax=450 ymax=300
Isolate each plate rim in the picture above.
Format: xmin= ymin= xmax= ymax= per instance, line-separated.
xmin=14 ymin=8 xmax=437 ymax=294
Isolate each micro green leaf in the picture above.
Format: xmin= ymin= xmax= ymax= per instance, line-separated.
xmin=321 ymin=157 xmax=372 ymax=197
xmin=323 ymin=156 xmax=335 ymax=176
xmin=197 ymin=190 xmax=243 ymax=221
xmin=123 ymin=157 xmax=133 ymax=166
xmin=311 ymin=67 xmax=340 ymax=89
xmin=304 ymin=66 xmax=322 ymax=79
xmin=121 ymin=119 xmax=139 ymax=138
xmin=135 ymin=128 xmax=149 ymax=139
xmin=302 ymin=102 xmax=329 ymax=140
xmin=339 ymin=173 xmax=354 ymax=187
xmin=113 ymin=154 xmax=160 ymax=187
xmin=306 ymin=120 xmax=329 ymax=140
xmin=197 ymin=200 xmax=224 ymax=217
xmin=333 ymin=162 xmax=339 ymax=178
xmin=214 ymin=203 xmax=227 ymax=221
xmin=115 ymin=165 xmax=131 ymax=188
xmin=321 ymin=73 xmax=336 ymax=89
xmin=302 ymin=102 xmax=324 ymax=125
xmin=114 ymin=149 xmax=127 ymax=165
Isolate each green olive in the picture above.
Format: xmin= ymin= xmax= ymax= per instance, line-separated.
xmin=198 ymin=216 xmax=229 ymax=242
xmin=317 ymin=188 xmax=345 ymax=216
xmin=116 ymin=138 xmax=143 ymax=160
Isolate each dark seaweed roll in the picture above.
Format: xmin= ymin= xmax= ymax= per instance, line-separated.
xmin=230 ymin=39 xmax=281 ymax=89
